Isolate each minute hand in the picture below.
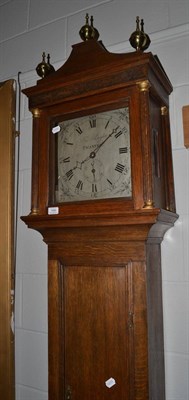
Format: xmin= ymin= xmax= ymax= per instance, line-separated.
xmin=92 ymin=127 xmax=119 ymax=156
xmin=80 ymin=127 xmax=119 ymax=166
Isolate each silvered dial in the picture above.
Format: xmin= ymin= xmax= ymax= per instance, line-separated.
xmin=55 ymin=107 xmax=132 ymax=202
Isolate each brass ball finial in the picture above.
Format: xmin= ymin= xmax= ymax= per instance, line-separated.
xmin=36 ymin=52 xmax=55 ymax=78
xmin=79 ymin=14 xmax=99 ymax=41
xmin=129 ymin=16 xmax=151 ymax=52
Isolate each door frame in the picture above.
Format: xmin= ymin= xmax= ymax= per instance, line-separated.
xmin=0 ymin=79 xmax=16 ymax=400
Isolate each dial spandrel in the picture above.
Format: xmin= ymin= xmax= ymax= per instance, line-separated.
xmin=55 ymin=107 xmax=132 ymax=202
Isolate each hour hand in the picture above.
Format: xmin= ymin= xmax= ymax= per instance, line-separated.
xmin=72 ymin=159 xmax=87 ymax=171
xmin=75 ymin=161 xmax=83 ymax=170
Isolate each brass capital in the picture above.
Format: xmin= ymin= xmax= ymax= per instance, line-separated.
xmin=31 ymin=108 xmax=41 ymax=118
xmin=161 ymin=106 xmax=168 ymax=116
xmin=143 ymin=199 xmax=154 ymax=209
xmin=30 ymin=207 xmax=39 ymax=215
xmin=138 ymin=80 xmax=151 ymax=92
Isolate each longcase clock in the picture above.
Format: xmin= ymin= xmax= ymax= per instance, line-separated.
xmin=22 ymin=16 xmax=178 ymax=400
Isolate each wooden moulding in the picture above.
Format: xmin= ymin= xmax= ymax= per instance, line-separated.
xmin=183 ymin=105 xmax=189 ymax=148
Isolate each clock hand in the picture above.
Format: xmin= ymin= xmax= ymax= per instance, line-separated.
xmin=91 ymin=161 xmax=96 ymax=181
xmin=90 ymin=127 xmax=118 ymax=157
xmin=67 ymin=126 xmax=119 ymax=173
xmin=80 ymin=127 xmax=119 ymax=164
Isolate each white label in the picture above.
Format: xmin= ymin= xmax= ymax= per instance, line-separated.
xmin=52 ymin=125 xmax=60 ymax=134
xmin=105 ymin=377 xmax=116 ymax=388
xmin=48 ymin=207 xmax=59 ymax=215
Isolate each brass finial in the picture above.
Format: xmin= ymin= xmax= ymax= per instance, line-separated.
xmin=36 ymin=52 xmax=55 ymax=78
xmin=90 ymin=15 xmax=99 ymax=41
xmin=140 ymin=19 xmax=151 ymax=51
xmin=79 ymin=13 xmax=99 ymax=41
xmin=129 ymin=16 xmax=151 ymax=52
xmin=47 ymin=53 xmax=55 ymax=74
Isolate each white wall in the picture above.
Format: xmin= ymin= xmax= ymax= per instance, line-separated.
xmin=0 ymin=1 xmax=188 ymax=399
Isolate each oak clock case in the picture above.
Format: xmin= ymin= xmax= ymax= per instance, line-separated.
xmin=22 ymin=16 xmax=178 ymax=400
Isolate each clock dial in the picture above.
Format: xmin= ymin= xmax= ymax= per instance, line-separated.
xmin=55 ymin=107 xmax=132 ymax=202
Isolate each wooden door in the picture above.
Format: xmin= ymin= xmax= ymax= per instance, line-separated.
xmin=0 ymin=80 xmax=16 ymax=400
xmin=63 ymin=265 xmax=132 ymax=400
